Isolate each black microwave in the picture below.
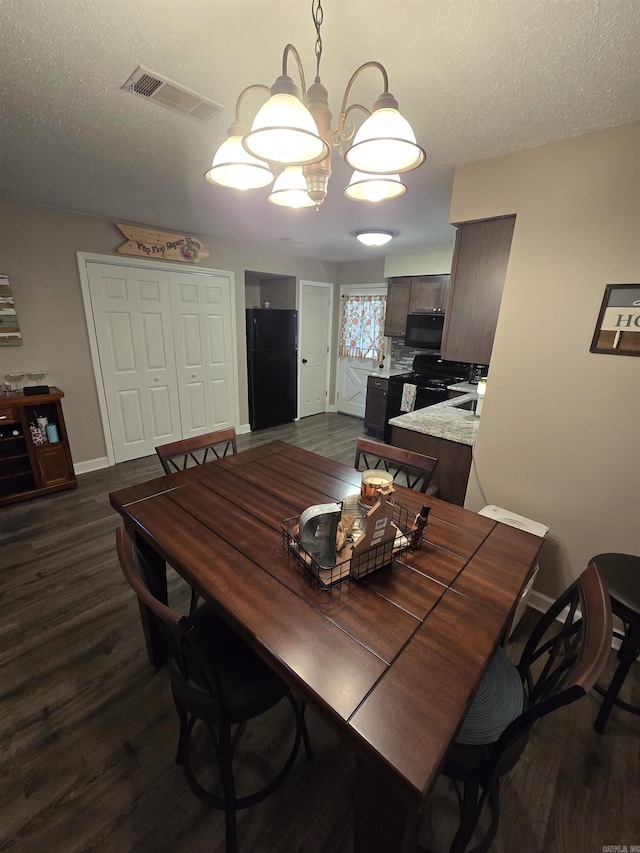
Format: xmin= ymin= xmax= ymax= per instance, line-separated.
xmin=404 ymin=312 xmax=445 ymax=351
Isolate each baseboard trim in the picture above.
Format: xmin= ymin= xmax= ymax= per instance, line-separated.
xmin=74 ymin=457 xmax=110 ymax=475
xmin=528 ymin=589 xmax=554 ymax=613
xmin=237 ymin=423 xmax=251 ymax=435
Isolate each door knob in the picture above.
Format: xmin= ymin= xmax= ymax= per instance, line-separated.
xmin=154 ymin=376 xmax=159 ymax=382
xmin=191 ymin=373 xmax=197 ymax=378
xmin=302 ymin=358 xmax=308 ymax=364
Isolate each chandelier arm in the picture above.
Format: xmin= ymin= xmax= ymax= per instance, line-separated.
xmin=234 ymin=84 xmax=271 ymax=123
xmin=333 ymin=61 xmax=389 ymax=144
xmin=282 ymin=43 xmax=307 ymax=101
xmin=339 ymin=103 xmax=372 ymax=143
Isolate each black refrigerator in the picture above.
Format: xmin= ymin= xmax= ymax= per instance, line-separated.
xmin=246 ymin=309 xmax=298 ymax=431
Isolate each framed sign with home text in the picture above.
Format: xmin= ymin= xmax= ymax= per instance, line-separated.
xmin=590 ymin=283 xmax=640 ymax=357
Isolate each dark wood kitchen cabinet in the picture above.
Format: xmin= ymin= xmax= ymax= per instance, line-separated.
xmin=441 ymin=216 xmax=515 ymax=365
xmin=408 ymin=275 xmax=449 ymax=313
xmin=364 ymin=376 xmax=389 ymax=439
xmin=383 ymin=279 xmax=412 ymax=337
xmin=384 ymin=275 xmax=449 ymax=337
xmin=0 ymin=387 xmax=77 ymax=506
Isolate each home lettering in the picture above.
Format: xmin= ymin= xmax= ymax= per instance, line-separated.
xmin=614 ymin=313 xmax=640 ymax=328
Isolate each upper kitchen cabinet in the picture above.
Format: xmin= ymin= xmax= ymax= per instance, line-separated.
xmin=441 ymin=216 xmax=516 ymax=365
xmin=384 ymin=275 xmax=449 ymax=337
xmin=383 ymin=278 xmax=411 ymax=336
xmin=408 ymin=275 xmax=449 ymax=314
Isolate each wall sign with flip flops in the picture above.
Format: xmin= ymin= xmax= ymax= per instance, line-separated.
xmin=0 ymin=275 xmax=21 ymax=346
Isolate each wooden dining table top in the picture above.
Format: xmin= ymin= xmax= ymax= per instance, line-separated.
xmin=110 ymin=440 xmax=544 ymax=805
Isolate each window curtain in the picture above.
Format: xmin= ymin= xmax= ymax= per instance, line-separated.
xmin=338 ymin=295 xmax=387 ymax=361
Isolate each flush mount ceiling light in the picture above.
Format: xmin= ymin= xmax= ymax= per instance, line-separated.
xmin=356 ymin=230 xmax=394 ymax=247
xmin=204 ymin=0 xmax=425 ymax=210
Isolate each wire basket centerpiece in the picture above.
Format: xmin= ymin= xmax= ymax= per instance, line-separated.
xmin=281 ymin=492 xmax=429 ymax=590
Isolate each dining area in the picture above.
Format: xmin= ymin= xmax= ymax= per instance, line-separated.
xmin=2 ymin=412 xmax=639 ymax=853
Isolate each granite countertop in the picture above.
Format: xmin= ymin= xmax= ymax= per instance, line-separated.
xmin=388 ymin=387 xmax=481 ymax=446
xmin=446 ymin=381 xmax=477 ymax=394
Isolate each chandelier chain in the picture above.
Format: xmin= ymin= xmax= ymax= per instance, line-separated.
xmin=313 ymin=0 xmax=323 ymax=82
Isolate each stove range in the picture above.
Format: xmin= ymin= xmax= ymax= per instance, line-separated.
xmin=389 ymin=372 xmax=455 ymax=390
xmin=382 ymin=355 xmax=471 ymax=441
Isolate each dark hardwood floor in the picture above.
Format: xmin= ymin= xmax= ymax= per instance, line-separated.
xmin=1 ymin=413 xmax=638 ymax=852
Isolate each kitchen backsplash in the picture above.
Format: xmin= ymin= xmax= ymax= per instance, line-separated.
xmin=388 ymin=337 xmax=488 ymax=381
xmin=389 ymin=337 xmax=431 ymax=372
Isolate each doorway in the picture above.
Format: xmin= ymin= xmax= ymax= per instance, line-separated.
xmin=336 ymin=284 xmax=389 ymax=419
xmin=299 ymin=281 xmax=333 ymax=419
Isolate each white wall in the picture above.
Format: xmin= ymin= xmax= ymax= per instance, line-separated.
xmin=451 ymin=122 xmax=640 ymax=598
xmin=0 ymin=199 xmax=337 ymax=464
xmin=384 ymin=244 xmax=455 ymax=277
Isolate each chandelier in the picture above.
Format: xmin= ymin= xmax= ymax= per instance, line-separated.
xmin=205 ymin=0 xmax=425 ymax=210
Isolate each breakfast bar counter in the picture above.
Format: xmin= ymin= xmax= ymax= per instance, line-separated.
xmin=389 ymin=392 xmax=480 ymax=446
xmin=389 ymin=391 xmax=481 ymax=505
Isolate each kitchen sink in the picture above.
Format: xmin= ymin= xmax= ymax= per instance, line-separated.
xmin=452 ymin=398 xmax=476 ymax=411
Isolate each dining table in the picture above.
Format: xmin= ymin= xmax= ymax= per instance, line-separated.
xmin=109 ymin=440 xmax=544 ymax=853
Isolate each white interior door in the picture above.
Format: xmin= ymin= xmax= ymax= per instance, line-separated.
xmin=336 ymin=284 xmax=389 ymax=419
xmin=299 ymin=281 xmax=332 ymax=418
xmin=169 ymin=270 xmax=235 ymax=438
xmin=87 ymin=262 xmax=181 ymax=462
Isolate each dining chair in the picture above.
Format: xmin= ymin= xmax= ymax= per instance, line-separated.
xmin=590 ymin=552 xmax=640 ymax=733
xmin=155 ymin=427 xmax=238 ymax=611
xmin=155 ymin=427 xmax=237 ymax=474
xmin=433 ymin=561 xmax=612 ymax=853
xmin=354 ymin=436 xmax=438 ymax=494
xmin=115 ymin=527 xmax=312 ymax=853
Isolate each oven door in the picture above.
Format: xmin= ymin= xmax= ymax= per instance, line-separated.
xmin=415 ymin=386 xmax=447 ymax=409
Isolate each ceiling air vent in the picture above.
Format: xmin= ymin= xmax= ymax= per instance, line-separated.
xmin=121 ymin=66 xmax=223 ymax=123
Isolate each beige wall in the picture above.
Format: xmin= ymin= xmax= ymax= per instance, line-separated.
xmin=383 ymin=243 xmax=456 ymax=278
xmin=451 ymin=122 xmax=640 ymax=597
xmin=0 ymin=200 xmax=337 ymax=465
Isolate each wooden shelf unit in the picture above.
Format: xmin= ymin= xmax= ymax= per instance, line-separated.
xmin=0 ymin=387 xmax=77 ymax=506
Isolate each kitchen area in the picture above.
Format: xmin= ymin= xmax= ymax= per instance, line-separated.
xmin=365 ymin=215 xmax=515 ymax=505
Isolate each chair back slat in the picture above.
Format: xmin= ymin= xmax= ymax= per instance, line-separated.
xmin=354 ymin=436 xmax=438 ymax=494
xmin=491 ymin=562 xmax=612 ymax=772
xmin=155 ymin=427 xmax=237 ymax=474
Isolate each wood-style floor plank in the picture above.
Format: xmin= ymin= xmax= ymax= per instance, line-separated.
xmin=1 ymin=413 xmax=638 ymax=852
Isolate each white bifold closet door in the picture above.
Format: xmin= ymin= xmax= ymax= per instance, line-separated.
xmin=87 ymin=262 xmax=235 ymax=464
xmin=169 ymin=270 xmax=235 ymax=439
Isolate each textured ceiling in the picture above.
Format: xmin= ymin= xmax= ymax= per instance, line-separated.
xmin=0 ymin=0 xmax=638 ymax=263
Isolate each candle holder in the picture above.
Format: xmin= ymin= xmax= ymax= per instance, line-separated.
xmin=359 ymin=469 xmax=394 ymax=507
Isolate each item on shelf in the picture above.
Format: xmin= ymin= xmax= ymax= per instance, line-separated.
xmin=24 ymin=385 xmax=51 ymax=396
xmin=29 ymin=423 xmax=45 ymax=446
xmin=45 ymin=423 xmax=59 ymax=443
xmin=28 ymin=371 xmax=48 ymax=383
xmin=5 ymin=372 xmax=25 ymax=391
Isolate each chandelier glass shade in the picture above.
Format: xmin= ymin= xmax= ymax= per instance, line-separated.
xmin=205 ymin=1 xmax=424 ymax=211
xmin=344 ymin=170 xmax=406 ymax=202
xmin=243 ymin=89 xmax=330 ymax=166
xmin=268 ymin=165 xmax=317 ymax=208
xmin=344 ymin=108 xmax=426 ymax=174
xmin=205 ymin=129 xmax=275 ymax=190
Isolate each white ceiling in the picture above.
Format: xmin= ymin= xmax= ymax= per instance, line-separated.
xmin=1 ymin=0 xmax=638 ymax=263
